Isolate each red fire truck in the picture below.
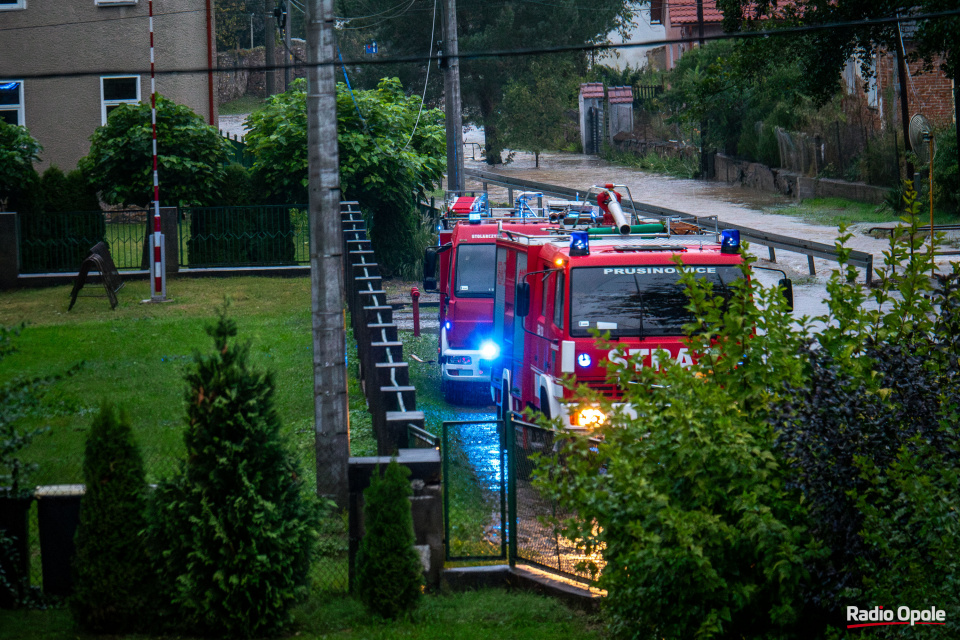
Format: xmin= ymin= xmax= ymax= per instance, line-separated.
xmin=488 ymin=187 xmax=793 ymax=429
xmin=423 ymin=192 xmax=559 ymax=403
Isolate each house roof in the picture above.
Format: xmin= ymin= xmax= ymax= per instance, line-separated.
xmin=580 ymin=83 xmax=605 ymax=99
xmin=666 ymin=0 xmax=725 ymax=26
xmin=608 ymin=87 xmax=633 ymax=104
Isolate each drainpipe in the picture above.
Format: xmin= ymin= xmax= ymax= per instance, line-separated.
xmin=206 ymin=0 xmax=215 ymax=126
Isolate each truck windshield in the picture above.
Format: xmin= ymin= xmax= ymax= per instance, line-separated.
xmin=454 ymin=244 xmax=497 ymax=297
xmin=569 ymin=265 xmax=743 ymax=337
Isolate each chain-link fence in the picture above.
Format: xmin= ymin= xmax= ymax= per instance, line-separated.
xmin=510 ymin=416 xmax=603 ymax=583
xmin=442 ymin=414 xmax=602 ymax=584
xmin=443 ymin=419 xmax=507 ymax=561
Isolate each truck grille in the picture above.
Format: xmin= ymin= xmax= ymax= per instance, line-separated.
xmin=582 ymin=381 xmax=623 ymax=400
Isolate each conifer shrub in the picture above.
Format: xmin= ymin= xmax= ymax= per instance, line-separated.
xmin=148 ymin=308 xmax=322 ymax=638
xmin=70 ymin=403 xmax=153 ymax=633
xmin=354 ymin=459 xmax=423 ymax=619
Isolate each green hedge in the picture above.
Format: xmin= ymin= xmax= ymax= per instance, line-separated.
xmin=185 ymin=204 xmax=301 ymax=267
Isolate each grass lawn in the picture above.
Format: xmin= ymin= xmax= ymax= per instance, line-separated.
xmin=0 ymin=589 xmax=601 ymax=640
xmin=0 ymin=277 xmax=321 ymax=486
xmin=762 ymin=196 xmax=957 ymax=228
xmin=218 ymin=96 xmax=264 ymax=117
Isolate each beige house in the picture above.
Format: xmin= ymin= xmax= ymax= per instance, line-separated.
xmin=0 ymin=0 xmax=216 ymax=171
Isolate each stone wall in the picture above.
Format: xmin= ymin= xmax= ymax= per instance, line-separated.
xmin=217 ymin=42 xmax=308 ymax=104
xmin=714 ymin=153 xmax=891 ymax=204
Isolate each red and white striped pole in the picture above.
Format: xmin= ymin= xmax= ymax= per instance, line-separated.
xmin=149 ymin=0 xmax=166 ymax=301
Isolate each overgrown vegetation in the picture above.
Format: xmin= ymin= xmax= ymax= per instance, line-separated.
xmin=70 ymin=403 xmax=153 ymax=633
xmin=355 ymin=459 xmax=423 ymax=619
xmin=536 ymin=183 xmax=960 ymax=638
xmin=602 ymin=147 xmax=698 ymax=179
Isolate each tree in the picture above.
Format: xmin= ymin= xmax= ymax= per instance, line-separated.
xmin=244 ymin=77 xmax=445 ymax=276
xmin=716 ymin=0 xmax=960 ymax=105
xmin=0 ymin=121 xmax=41 ymax=212
xmin=71 ymin=403 xmax=153 ymax=633
xmin=148 ymin=308 xmax=323 ymax=637
xmin=81 ymin=96 xmax=228 ymax=208
xmin=216 ymin=0 xmax=265 ymax=51
xmin=334 ymin=0 xmax=635 ymax=163
xmin=355 ymin=459 xmax=423 ymax=619
xmin=499 ymin=60 xmax=579 ymax=166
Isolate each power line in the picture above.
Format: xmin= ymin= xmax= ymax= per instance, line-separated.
xmin=5 ymin=8 xmax=959 ymax=81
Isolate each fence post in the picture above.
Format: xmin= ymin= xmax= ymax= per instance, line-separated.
xmin=0 ymin=212 xmax=19 ymax=290
xmin=505 ymin=410 xmax=517 ymax=569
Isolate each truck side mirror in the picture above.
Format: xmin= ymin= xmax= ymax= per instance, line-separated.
xmin=423 ymin=247 xmax=439 ymax=291
xmin=515 ymin=281 xmax=531 ymax=317
xmin=778 ymin=278 xmax=794 ymax=312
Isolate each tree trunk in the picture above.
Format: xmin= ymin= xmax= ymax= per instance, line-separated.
xmin=479 ymin=93 xmax=503 ymax=165
xmin=535 ymin=151 xmax=540 ymax=168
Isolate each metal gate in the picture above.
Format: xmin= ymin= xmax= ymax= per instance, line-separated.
xmin=442 ymin=413 xmax=601 ymax=583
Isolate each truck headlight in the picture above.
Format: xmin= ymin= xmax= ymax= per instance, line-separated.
xmin=573 ymin=408 xmax=606 ymax=428
xmin=479 ymin=340 xmax=500 ymax=360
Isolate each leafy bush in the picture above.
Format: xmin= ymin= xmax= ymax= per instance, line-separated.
xmin=536 ymin=184 xmax=960 ymax=638
xmin=70 ymin=403 xmax=153 ymax=633
xmin=355 ymin=459 xmax=423 ymax=619
xmin=81 ymin=96 xmax=228 ymax=208
xmin=932 ymin=125 xmax=959 ymax=214
xmin=218 ymin=163 xmax=258 ymax=207
xmin=244 ymin=77 xmax=445 ymax=276
xmin=0 ymin=120 xmax=40 ymax=213
xmin=148 ymin=308 xmax=322 ymax=637
xmin=39 ymin=166 xmax=100 ymax=214
xmin=535 ymin=254 xmax=818 ymax=639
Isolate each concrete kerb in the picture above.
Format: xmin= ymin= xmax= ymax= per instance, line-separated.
xmin=442 ymin=564 xmax=604 ymax=612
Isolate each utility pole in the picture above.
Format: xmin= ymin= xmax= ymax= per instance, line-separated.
xmin=443 ymin=0 xmax=464 ymax=192
xmin=696 ymin=0 xmax=708 ymax=180
xmin=284 ymin=2 xmax=293 ymax=90
xmin=307 ymin=0 xmax=349 ymax=508
xmin=895 ymin=17 xmax=914 ymax=183
xmin=265 ymin=0 xmax=276 ymax=97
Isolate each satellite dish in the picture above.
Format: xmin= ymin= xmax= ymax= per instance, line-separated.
xmin=909 ymin=114 xmax=935 ymax=164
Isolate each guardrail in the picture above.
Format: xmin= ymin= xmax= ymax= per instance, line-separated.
xmin=465 ymin=169 xmax=875 ymax=283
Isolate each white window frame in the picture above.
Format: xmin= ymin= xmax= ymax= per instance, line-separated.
xmin=100 ymin=75 xmax=141 ymax=125
xmin=95 ymin=0 xmax=137 ymax=6
xmin=0 ymin=1 xmax=27 ymax=12
xmin=0 ymin=80 xmax=25 ymax=127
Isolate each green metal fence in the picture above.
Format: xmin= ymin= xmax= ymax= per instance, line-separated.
xmin=18 ymin=210 xmax=149 ymax=274
xmin=222 ymin=133 xmax=253 ymax=168
xmin=442 ymin=412 xmax=601 ymax=583
xmin=179 ymin=204 xmax=310 ymax=268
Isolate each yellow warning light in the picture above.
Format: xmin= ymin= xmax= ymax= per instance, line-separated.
xmin=554 ymin=257 xmax=565 ymax=267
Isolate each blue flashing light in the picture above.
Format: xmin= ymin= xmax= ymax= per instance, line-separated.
xmin=444 ymin=320 xmax=452 ymax=332
xmin=720 ymin=229 xmax=740 ymax=254
xmin=479 ymin=340 xmax=500 ymax=360
xmin=468 ymin=211 xmax=482 ymax=224
xmin=569 ymin=231 xmax=589 ymax=257
xmin=577 ymin=352 xmax=592 ymax=368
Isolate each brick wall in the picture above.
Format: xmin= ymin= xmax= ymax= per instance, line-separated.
xmin=875 ymin=50 xmax=955 ymax=128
